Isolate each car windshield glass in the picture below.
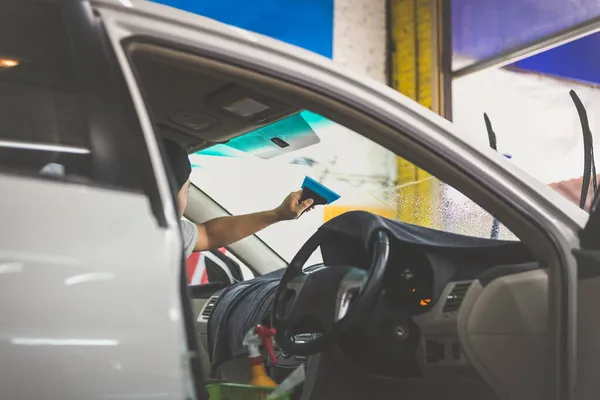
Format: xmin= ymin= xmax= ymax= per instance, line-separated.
xmin=189 ymin=111 xmax=518 ymax=264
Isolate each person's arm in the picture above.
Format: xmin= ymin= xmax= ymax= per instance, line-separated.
xmin=193 ymin=190 xmax=313 ymax=252
xmin=194 ymin=210 xmax=278 ymax=251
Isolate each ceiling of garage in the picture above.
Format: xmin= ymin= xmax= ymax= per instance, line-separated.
xmin=452 ymin=0 xmax=600 ymax=84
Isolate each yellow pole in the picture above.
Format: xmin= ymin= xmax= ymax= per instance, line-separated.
xmin=389 ymin=0 xmax=447 ymax=225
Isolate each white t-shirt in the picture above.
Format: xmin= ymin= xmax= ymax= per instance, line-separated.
xmin=181 ymin=219 xmax=199 ymax=259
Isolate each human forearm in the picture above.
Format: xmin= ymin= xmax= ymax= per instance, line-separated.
xmin=191 ymin=190 xmax=314 ymax=252
xmin=194 ymin=210 xmax=280 ymax=251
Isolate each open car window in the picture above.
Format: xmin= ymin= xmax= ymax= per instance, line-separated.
xmin=123 ymin=39 xmax=518 ymax=266
xmin=190 ymin=111 xmax=518 ymax=264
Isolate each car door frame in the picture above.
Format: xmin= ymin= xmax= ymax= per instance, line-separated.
xmin=94 ymin=1 xmax=586 ymax=399
xmin=0 ymin=1 xmax=200 ymax=400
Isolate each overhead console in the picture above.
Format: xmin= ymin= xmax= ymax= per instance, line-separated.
xmin=126 ymin=42 xmax=301 ymax=152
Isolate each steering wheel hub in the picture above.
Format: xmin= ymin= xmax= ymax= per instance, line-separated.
xmin=272 ymin=230 xmax=390 ymax=356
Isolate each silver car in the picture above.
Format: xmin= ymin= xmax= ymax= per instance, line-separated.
xmin=1 ymin=1 xmax=598 ymax=400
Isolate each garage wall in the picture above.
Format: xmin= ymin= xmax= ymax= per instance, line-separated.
xmin=333 ymin=0 xmax=387 ymax=83
xmin=153 ymin=0 xmax=335 ymax=58
xmin=327 ymin=0 xmax=397 ymax=214
xmin=154 ymin=0 xmax=387 ymax=82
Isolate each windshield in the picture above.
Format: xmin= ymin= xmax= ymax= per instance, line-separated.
xmin=189 ymin=111 xmax=518 ymax=264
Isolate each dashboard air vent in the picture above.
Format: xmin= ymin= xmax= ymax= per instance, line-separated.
xmin=199 ymin=295 xmax=219 ymax=322
xmin=443 ymin=281 xmax=472 ymax=312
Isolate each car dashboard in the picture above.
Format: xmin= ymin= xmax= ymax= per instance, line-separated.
xmin=195 ymin=208 xmax=550 ymax=400
xmin=198 ymin=242 xmax=540 ymax=372
xmin=384 ymin=243 xmax=539 ymax=369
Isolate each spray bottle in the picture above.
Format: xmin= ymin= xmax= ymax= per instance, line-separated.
xmin=243 ymin=325 xmax=277 ymax=387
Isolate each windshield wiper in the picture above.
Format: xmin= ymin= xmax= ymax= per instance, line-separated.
xmin=569 ymin=90 xmax=597 ymax=210
xmin=484 ymin=113 xmax=498 ymax=151
xmin=483 ymin=112 xmax=500 ymax=239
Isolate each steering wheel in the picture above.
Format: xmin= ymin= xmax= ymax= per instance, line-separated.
xmin=272 ymin=229 xmax=390 ymax=356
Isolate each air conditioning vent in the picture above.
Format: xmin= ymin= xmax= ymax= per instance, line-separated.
xmin=199 ymin=295 xmax=219 ymax=322
xmin=443 ymin=281 xmax=472 ymax=313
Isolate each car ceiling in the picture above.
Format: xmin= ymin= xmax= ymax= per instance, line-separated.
xmin=127 ymin=43 xmax=302 ymax=154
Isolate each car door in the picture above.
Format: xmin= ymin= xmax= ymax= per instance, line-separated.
xmin=0 ymin=2 xmax=201 ymax=400
xmin=574 ymin=199 xmax=600 ymax=400
xmin=96 ymin=1 xmax=583 ymax=399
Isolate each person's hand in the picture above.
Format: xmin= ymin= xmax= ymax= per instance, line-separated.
xmin=274 ymin=190 xmax=315 ymax=221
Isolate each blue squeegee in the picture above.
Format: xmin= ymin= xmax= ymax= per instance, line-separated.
xmin=299 ymin=176 xmax=340 ymax=208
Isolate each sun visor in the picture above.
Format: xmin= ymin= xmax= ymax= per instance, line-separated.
xmin=199 ymin=112 xmax=320 ymax=159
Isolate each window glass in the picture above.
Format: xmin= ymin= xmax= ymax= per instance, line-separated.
xmin=123 ymin=41 xmax=518 ymax=268
xmin=0 ymin=3 xmax=91 ymax=180
xmin=190 ymin=111 xmax=518 ymax=264
xmin=222 ymin=250 xmax=255 ymax=281
xmin=183 ymin=218 xmax=255 ymax=283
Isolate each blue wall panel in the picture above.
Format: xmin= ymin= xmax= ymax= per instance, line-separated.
xmin=153 ymin=0 xmax=334 ymax=58
xmin=512 ymin=32 xmax=600 ymax=85
xmin=452 ymin=0 xmax=600 ymax=63
xmin=452 ymin=0 xmax=600 ymax=85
